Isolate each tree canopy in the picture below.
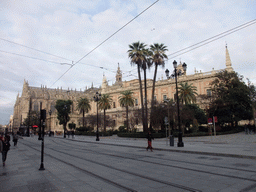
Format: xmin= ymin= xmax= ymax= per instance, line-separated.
xmin=119 ymin=90 xmax=135 ymax=131
xmin=208 ymin=71 xmax=253 ymax=126
xmin=55 ymin=100 xmax=73 ymax=137
xmin=77 ymin=97 xmax=91 ymax=127
xmin=178 ymin=82 xmax=198 ymax=105
xmin=98 ymin=94 xmax=112 ymax=132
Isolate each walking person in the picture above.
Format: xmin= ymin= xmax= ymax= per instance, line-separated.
xmin=1 ymin=136 xmax=11 ymax=166
xmin=0 ymin=137 xmax=2 ymax=158
xmin=146 ymin=132 xmax=154 ymax=152
xmin=13 ymin=134 xmax=18 ymax=146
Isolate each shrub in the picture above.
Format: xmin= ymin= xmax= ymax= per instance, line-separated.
xmin=118 ymin=126 xmax=127 ymax=132
xmin=117 ymin=132 xmax=165 ymax=138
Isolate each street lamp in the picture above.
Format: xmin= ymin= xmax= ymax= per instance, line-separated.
xmin=165 ymin=60 xmax=187 ymax=147
xmin=63 ymin=105 xmax=67 ymax=138
xmin=49 ymin=110 xmax=52 ymax=136
xmin=93 ymin=92 xmax=101 ymax=141
xmin=27 ymin=98 xmax=32 ymax=137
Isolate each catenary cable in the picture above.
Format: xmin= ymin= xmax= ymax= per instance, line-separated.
xmin=50 ymin=0 xmax=160 ymax=87
xmin=116 ymin=19 xmax=256 ymax=79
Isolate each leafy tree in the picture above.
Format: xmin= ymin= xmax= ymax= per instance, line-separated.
xmin=128 ymin=41 xmax=148 ymax=132
xmin=182 ymin=104 xmax=207 ymax=126
xmin=77 ymin=97 xmax=91 ymax=128
xmin=149 ymin=43 xmax=168 ymax=129
xmin=178 ymin=82 xmax=198 ymax=105
xmin=85 ymin=114 xmax=115 ymax=131
xmin=118 ymin=90 xmax=135 ymax=131
xmin=68 ymin=122 xmax=76 ymax=130
xmin=98 ymin=94 xmax=112 ymax=132
xmin=208 ymin=71 xmax=253 ymax=127
xmin=55 ymin=100 xmax=73 ymax=138
xmin=23 ymin=111 xmax=40 ymax=127
xmin=247 ymin=79 xmax=256 ymax=125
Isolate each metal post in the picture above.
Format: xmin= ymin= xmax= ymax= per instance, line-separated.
xmin=175 ymin=68 xmax=184 ymax=147
xmin=94 ymin=92 xmax=101 ymax=141
xmin=96 ymin=101 xmax=100 ymax=141
xmin=213 ymin=116 xmax=216 ymax=136
xmin=39 ymin=109 xmax=46 ymax=171
xmin=27 ymin=98 xmax=31 ymax=137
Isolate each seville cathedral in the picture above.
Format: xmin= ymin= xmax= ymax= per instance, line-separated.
xmin=11 ymin=46 xmax=233 ymax=133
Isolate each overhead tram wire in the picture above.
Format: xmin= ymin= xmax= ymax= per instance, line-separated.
xmin=167 ymin=19 xmax=256 ymax=59
xmin=0 ymin=38 xmax=119 ymax=73
xmin=79 ymin=64 xmax=138 ymax=90
xmin=0 ymin=50 xmax=117 ymax=73
xmin=0 ymin=37 xmax=72 ymax=61
xmin=121 ymin=19 xmax=256 ymax=78
xmin=50 ymin=0 xmax=160 ymax=87
xmin=0 ymin=50 xmax=61 ymax=64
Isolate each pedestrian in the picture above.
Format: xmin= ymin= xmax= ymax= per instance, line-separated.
xmin=245 ymin=124 xmax=249 ymax=134
xmin=0 ymin=137 xmax=2 ymax=156
xmin=72 ymin=130 xmax=75 ymax=139
xmin=5 ymin=134 xmax=10 ymax=142
xmin=1 ymin=136 xmax=10 ymax=166
xmin=13 ymin=134 xmax=18 ymax=146
xmin=146 ymin=132 xmax=154 ymax=152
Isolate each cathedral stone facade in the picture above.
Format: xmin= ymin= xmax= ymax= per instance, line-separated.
xmin=12 ymin=47 xmax=233 ymax=133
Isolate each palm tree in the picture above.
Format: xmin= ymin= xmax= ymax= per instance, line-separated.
xmin=141 ymin=49 xmax=152 ymax=131
xmin=98 ymin=94 xmax=112 ymax=132
xmin=128 ymin=41 xmax=148 ymax=132
xmin=178 ymin=82 xmax=198 ymax=105
xmin=149 ymin=43 xmax=168 ymax=129
xmin=118 ymin=90 xmax=135 ymax=132
xmin=77 ymin=97 xmax=91 ymax=127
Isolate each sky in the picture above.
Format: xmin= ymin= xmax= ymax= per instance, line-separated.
xmin=0 ymin=0 xmax=256 ymax=125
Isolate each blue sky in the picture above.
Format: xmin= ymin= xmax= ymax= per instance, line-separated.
xmin=0 ymin=0 xmax=256 ymax=125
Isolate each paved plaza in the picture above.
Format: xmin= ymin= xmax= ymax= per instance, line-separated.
xmin=0 ymin=132 xmax=255 ymax=191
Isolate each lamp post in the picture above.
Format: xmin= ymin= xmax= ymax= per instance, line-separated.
xmin=165 ymin=60 xmax=187 ymax=147
xmin=39 ymin=109 xmax=46 ymax=171
xmin=27 ymin=97 xmax=32 ymax=137
xmin=49 ymin=110 xmax=52 ymax=136
xmin=93 ymin=92 xmax=101 ymax=141
xmin=63 ymin=105 xmax=67 ymax=138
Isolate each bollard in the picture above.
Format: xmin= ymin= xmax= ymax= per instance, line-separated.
xmin=170 ymin=135 xmax=174 ymax=146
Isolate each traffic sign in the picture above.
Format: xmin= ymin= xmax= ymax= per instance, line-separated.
xmin=208 ymin=118 xmax=212 ymax=124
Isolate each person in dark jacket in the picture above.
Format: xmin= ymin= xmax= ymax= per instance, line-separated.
xmin=13 ymin=134 xmax=18 ymax=146
xmin=1 ymin=136 xmax=10 ymax=166
xmin=146 ymin=132 xmax=154 ymax=152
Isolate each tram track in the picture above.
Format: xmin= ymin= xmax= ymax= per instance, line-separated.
xmin=20 ymin=139 xmax=202 ymax=192
xmin=50 ymin=138 xmax=256 ymax=183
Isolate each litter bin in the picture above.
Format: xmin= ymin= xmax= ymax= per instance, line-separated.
xmin=170 ymin=135 xmax=174 ymax=146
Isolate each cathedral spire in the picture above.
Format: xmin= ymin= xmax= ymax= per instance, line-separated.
xmin=115 ymin=63 xmax=122 ymax=85
xmin=102 ymin=72 xmax=108 ymax=93
xmin=225 ymin=44 xmax=233 ymax=72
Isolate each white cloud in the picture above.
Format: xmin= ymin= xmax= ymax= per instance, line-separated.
xmin=0 ymin=0 xmax=256 ymax=124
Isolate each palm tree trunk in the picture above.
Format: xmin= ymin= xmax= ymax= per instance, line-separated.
xmin=143 ymin=68 xmax=148 ymax=132
xmin=104 ymin=109 xmax=106 ymax=132
xmin=126 ymin=106 xmax=129 ymax=132
xmin=82 ymin=110 xmax=85 ymax=127
xmin=137 ymin=65 xmax=145 ymax=132
xmin=149 ymin=65 xmax=158 ymax=130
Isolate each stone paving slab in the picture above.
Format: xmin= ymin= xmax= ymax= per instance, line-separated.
xmin=0 ymin=132 xmax=255 ymax=192
xmin=57 ymin=132 xmax=256 ymax=159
